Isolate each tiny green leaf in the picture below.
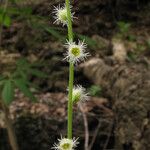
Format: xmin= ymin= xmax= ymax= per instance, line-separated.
xmin=0 ymin=80 xmax=5 ymax=87
xmin=3 ymin=15 xmax=11 ymax=27
xmin=29 ymin=69 xmax=48 ymax=78
xmin=44 ymin=26 xmax=65 ymax=40
xmin=2 ymin=80 xmax=14 ymax=105
xmin=0 ymin=75 xmax=5 ymax=81
xmin=88 ymin=85 xmax=102 ymax=97
xmin=0 ymin=14 xmax=11 ymax=27
xmin=14 ymin=78 xmax=36 ymax=102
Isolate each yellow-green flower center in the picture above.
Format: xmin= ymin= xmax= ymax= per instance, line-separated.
xmin=58 ymin=9 xmax=67 ymax=22
xmin=61 ymin=143 xmax=70 ymax=149
xmin=72 ymin=91 xmax=81 ymax=103
xmin=71 ymin=47 xmax=80 ymax=57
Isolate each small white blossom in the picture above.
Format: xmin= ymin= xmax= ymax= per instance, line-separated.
xmin=52 ymin=137 xmax=79 ymax=150
xmin=53 ymin=4 xmax=75 ymax=26
xmin=64 ymin=40 xmax=90 ymax=64
xmin=72 ymin=85 xmax=89 ymax=103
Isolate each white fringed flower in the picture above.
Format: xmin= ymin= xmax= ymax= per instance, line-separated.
xmin=64 ymin=40 xmax=90 ymax=64
xmin=72 ymin=85 xmax=89 ymax=103
xmin=53 ymin=4 xmax=75 ymax=26
xmin=52 ymin=137 xmax=79 ymax=150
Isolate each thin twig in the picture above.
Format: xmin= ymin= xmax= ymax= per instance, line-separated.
xmin=103 ymin=120 xmax=114 ymax=150
xmin=1 ymin=101 xmax=19 ymax=150
xmin=79 ymin=104 xmax=89 ymax=150
xmin=89 ymin=121 xmax=101 ymax=150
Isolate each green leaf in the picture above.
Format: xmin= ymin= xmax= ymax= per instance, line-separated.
xmin=0 ymin=80 xmax=5 ymax=87
xmin=3 ymin=15 xmax=11 ymax=27
xmin=0 ymin=14 xmax=11 ymax=27
xmin=0 ymin=76 xmax=6 ymax=87
xmin=0 ymin=75 xmax=6 ymax=86
xmin=2 ymin=80 xmax=14 ymax=105
xmin=30 ymin=61 xmax=47 ymax=67
xmin=16 ymin=58 xmax=29 ymax=67
xmin=29 ymin=69 xmax=48 ymax=78
xmin=127 ymin=35 xmax=136 ymax=41
xmin=19 ymin=70 xmax=28 ymax=80
xmin=14 ymin=78 xmax=36 ymax=102
xmin=20 ymin=7 xmax=32 ymax=16
xmin=146 ymin=39 xmax=150 ymax=48
xmin=117 ymin=21 xmax=130 ymax=34
xmin=0 ymin=75 xmax=5 ymax=81
xmin=4 ymin=7 xmax=32 ymax=16
xmin=88 ymin=85 xmax=102 ymax=97
xmin=127 ymin=52 xmax=137 ymax=62
xmin=44 ymin=26 xmax=65 ymax=40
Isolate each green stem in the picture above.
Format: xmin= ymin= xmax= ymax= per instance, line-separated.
xmin=66 ymin=0 xmax=73 ymax=41
xmin=67 ymin=62 xmax=74 ymax=139
xmin=65 ymin=0 xmax=74 ymax=139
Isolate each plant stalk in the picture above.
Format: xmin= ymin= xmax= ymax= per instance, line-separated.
xmin=66 ymin=0 xmax=73 ymax=42
xmin=1 ymin=101 xmax=19 ymax=150
xmin=65 ymin=0 xmax=74 ymax=139
xmin=67 ymin=62 xmax=74 ymax=139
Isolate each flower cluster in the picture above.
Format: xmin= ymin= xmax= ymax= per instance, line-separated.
xmin=52 ymin=2 xmax=90 ymax=150
xmin=52 ymin=137 xmax=79 ymax=150
xmin=64 ymin=40 xmax=90 ymax=64
xmin=53 ymin=4 xmax=90 ymax=65
xmin=72 ymin=85 xmax=89 ymax=104
xmin=53 ymin=4 xmax=74 ymax=26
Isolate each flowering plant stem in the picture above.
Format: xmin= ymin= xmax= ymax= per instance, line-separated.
xmin=68 ymin=62 xmax=74 ymax=139
xmin=65 ymin=0 xmax=74 ymax=139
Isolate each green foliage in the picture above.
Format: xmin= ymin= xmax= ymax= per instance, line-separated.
xmin=29 ymin=69 xmax=47 ymax=78
xmin=14 ymin=78 xmax=36 ymax=102
xmin=127 ymin=51 xmax=137 ymax=62
xmin=0 ymin=14 xmax=11 ymax=27
xmin=146 ymin=39 xmax=150 ymax=48
xmin=116 ymin=21 xmax=138 ymax=44
xmin=127 ymin=34 xmax=136 ymax=42
xmin=2 ymin=80 xmax=14 ymax=105
xmin=44 ymin=26 xmax=66 ymax=41
xmin=0 ymin=2 xmax=11 ymax=27
xmin=137 ymin=44 xmax=146 ymax=52
xmin=116 ymin=21 xmax=132 ymax=40
xmin=0 ymin=75 xmax=5 ymax=81
xmin=14 ymin=58 xmax=48 ymax=78
xmin=0 ymin=58 xmax=47 ymax=105
xmin=88 ymin=85 xmax=102 ymax=97
xmin=117 ymin=21 xmax=131 ymax=35
xmin=0 ymin=6 xmax=31 ymax=16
